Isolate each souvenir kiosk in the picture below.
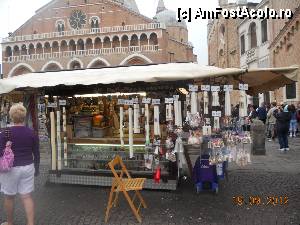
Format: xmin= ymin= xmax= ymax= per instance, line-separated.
xmin=0 ymin=63 xmax=298 ymax=190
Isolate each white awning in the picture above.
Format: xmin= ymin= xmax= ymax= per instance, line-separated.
xmin=0 ymin=63 xmax=298 ymax=95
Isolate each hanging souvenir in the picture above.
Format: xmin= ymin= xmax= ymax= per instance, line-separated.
xmin=225 ymin=90 xmax=231 ymax=116
xmin=165 ymin=137 xmax=174 ymax=149
xmin=212 ymin=92 xmax=220 ymax=107
xmin=128 ymin=107 xmax=134 ymax=158
xmin=213 ymin=117 xmax=220 ymax=131
xmin=153 ymin=105 xmax=160 ymax=136
xmin=203 ymin=125 xmax=212 ymax=136
xmin=133 ymin=104 xmax=140 ymax=133
xmin=174 ymin=100 xmax=182 ymax=127
xmin=166 ymin=104 xmax=173 ymax=121
xmin=56 ymin=110 xmax=62 ymax=171
xmin=119 ymin=106 xmax=124 ymax=147
xmin=144 ymin=104 xmax=150 ymax=145
xmin=190 ymin=91 xmax=198 ymax=114
xmin=203 ymin=91 xmax=209 ymax=115
xmin=166 ymin=151 xmax=177 ymax=162
xmin=50 ymin=112 xmax=56 ymax=170
xmin=62 ymin=107 xmax=67 ymax=167
xmin=239 ymin=90 xmax=248 ymax=117
xmin=174 ymin=136 xmax=186 ymax=169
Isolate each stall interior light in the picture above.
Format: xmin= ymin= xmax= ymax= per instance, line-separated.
xmin=74 ymin=143 xmax=145 ymax=147
xmin=74 ymin=92 xmax=147 ymax=98
xmin=179 ymin=88 xmax=189 ymax=95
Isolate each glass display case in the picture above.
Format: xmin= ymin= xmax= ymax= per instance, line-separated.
xmin=63 ymin=143 xmax=177 ymax=179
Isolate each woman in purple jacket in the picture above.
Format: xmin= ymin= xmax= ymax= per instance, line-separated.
xmin=0 ymin=103 xmax=40 ymax=225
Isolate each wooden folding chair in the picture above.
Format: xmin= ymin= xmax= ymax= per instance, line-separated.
xmin=105 ymin=155 xmax=147 ymax=223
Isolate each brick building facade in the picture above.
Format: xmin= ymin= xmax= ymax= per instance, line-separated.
xmin=1 ymin=0 xmax=196 ymax=78
xmin=207 ymin=0 xmax=257 ymax=105
xmin=269 ymin=1 xmax=300 ymax=104
xmin=208 ymin=0 xmax=300 ymax=106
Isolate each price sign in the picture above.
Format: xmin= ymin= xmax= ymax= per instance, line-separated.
xmin=124 ymin=100 xmax=134 ymax=105
xmin=152 ymin=99 xmax=160 ymax=105
xmin=132 ymin=98 xmax=139 ymax=104
xmin=118 ymin=99 xmax=125 ymax=105
xmin=165 ymin=98 xmax=174 ymax=104
xmin=47 ymin=102 xmax=57 ymax=108
xmin=223 ymin=85 xmax=233 ymax=92
xmin=239 ymin=83 xmax=249 ymax=91
xmin=142 ymin=98 xmax=151 ymax=104
xmin=173 ymin=95 xmax=179 ymax=100
xmin=59 ymin=100 xmax=67 ymax=106
xmin=201 ymin=85 xmax=210 ymax=91
xmin=211 ymin=86 xmax=221 ymax=92
xmin=212 ymin=111 xmax=222 ymax=117
xmin=189 ymin=84 xmax=198 ymax=92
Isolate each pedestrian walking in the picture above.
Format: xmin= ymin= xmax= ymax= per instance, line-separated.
xmin=0 ymin=103 xmax=40 ymax=225
xmin=267 ymin=102 xmax=277 ymax=141
xmin=256 ymin=102 xmax=267 ymax=124
xmin=274 ymin=104 xmax=291 ymax=151
xmin=289 ymin=104 xmax=297 ymax=138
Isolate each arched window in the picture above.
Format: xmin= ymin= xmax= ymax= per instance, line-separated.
xmin=90 ymin=16 xmax=99 ymax=29
xmin=56 ymin=20 xmax=65 ymax=33
xmin=249 ymin=22 xmax=257 ymax=49
xmin=261 ymin=19 xmax=268 ymax=43
xmin=240 ymin=35 xmax=245 ymax=55
xmin=5 ymin=46 xmax=12 ymax=57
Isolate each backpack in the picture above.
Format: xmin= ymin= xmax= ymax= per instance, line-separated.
xmin=0 ymin=128 xmax=14 ymax=172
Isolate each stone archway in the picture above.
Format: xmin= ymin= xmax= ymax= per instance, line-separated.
xmin=41 ymin=61 xmax=63 ymax=72
xmin=87 ymin=57 xmax=110 ymax=68
xmin=120 ymin=53 xmax=153 ymax=66
xmin=8 ymin=63 xmax=35 ymax=77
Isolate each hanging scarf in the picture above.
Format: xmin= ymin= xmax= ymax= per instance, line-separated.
xmin=128 ymin=108 xmax=134 ymax=158
xmin=154 ymin=105 xmax=160 ymax=136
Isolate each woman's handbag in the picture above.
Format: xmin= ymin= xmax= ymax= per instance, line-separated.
xmin=0 ymin=128 xmax=14 ymax=172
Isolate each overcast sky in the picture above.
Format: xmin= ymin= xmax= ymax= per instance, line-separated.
xmin=0 ymin=0 xmax=261 ymax=65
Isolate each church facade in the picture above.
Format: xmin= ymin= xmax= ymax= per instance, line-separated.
xmin=1 ymin=0 xmax=196 ymax=78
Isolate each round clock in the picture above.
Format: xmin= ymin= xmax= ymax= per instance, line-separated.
xmin=69 ymin=10 xmax=87 ymax=30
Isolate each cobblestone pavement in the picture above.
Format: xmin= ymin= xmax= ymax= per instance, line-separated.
xmin=0 ymin=138 xmax=300 ymax=225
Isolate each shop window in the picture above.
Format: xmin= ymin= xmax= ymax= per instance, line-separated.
xmin=261 ymin=19 xmax=268 ymax=43
xmin=249 ymin=22 xmax=257 ymax=49
xmin=286 ymin=83 xmax=296 ymax=99
xmin=240 ymin=35 xmax=245 ymax=55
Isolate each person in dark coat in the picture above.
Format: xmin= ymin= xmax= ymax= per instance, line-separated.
xmin=256 ymin=102 xmax=267 ymax=124
xmin=274 ymin=105 xmax=291 ymax=151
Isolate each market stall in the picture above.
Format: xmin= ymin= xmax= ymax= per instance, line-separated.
xmin=0 ymin=63 xmax=298 ymax=190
